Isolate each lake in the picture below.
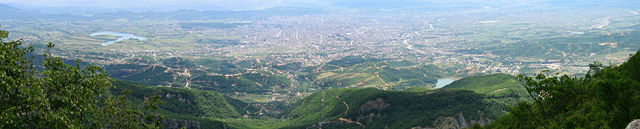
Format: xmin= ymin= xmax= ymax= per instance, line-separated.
xmin=435 ymin=78 xmax=454 ymax=88
xmin=90 ymin=31 xmax=146 ymax=46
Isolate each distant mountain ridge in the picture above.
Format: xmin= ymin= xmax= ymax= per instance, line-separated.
xmin=0 ymin=3 xmax=322 ymax=21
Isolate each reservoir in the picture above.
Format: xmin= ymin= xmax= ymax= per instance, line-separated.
xmin=435 ymin=78 xmax=454 ymax=88
xmin=90 ymin=31 xmax=146 ymax=46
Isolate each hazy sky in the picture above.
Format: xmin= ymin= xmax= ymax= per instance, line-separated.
xmin=4 ymin=0 xmax=603 ymax=11
xmin=2 ymin=0 xmax=324 ymax=10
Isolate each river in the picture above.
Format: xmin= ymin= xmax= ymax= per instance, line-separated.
xmin=435 ymin=78 xmax=454 ymax=88
xmin=90 ymin=31 xmax=146 ymax=46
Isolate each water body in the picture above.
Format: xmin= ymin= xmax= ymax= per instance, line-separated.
xmin=568 ymin=31 xmax=585 ymax=35
xmin=90 ymin=31 xmax=146 ymax=46
xmin=435 ymin=78 xmax=454 ymax=88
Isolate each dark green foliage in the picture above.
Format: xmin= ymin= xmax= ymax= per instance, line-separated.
xmin=481 ymin=51 xmax=640 ymax=129
xmin=106 ymin=64 xmax=174 ymax=86
xmin=0 ymin=28 xmax=162 ymax=128
xmin=618 ymin=52 xmax=640 ymax=81
xmin=105 ymin=64 xmax=146 ymax=76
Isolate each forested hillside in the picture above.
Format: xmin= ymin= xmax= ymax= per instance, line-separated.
xmin=443 ymin=74 xmax=530 ymax=108
xmin=479 ymin=51 xmax=640 ymax=128
xmin=0 ymin=28 xmax=163 ymax=128
xmin=281 ymin=87 xmax=524 ymax=129
xmin=444 ymin=74 xmax=524 ymax=95
xmin=110 ymin=81 xmax=262 ymax=128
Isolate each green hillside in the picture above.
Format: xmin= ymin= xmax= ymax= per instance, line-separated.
xmin=282 ymin=88 xmax=504 ymax=129
xmin=106 ymin=67 xmax=533 ymax=129
xmin=480 ymin=51 xmax=640 ymax=128
xmin=443 ymin=74 xmax=527 ymax=96
xmin=110 ymin=81 xmax=261 ymax=128
xmin=311 ymin=56 xmax=448 ymax=90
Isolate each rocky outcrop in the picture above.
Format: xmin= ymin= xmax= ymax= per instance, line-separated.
xmin=412 ymin=112 xmax=492 ymax=129
xmin=163 ymin=118 xmax=201 ymax=129
xmin=306 ymin=119 xmax=365 ymax=129
xmin=356 ymin=98 xmax=390 ymax=122
xmin=627 ymin=119 xmax=640 ymax=129
xmin=165 ymin=93 xmax=192 ymax=104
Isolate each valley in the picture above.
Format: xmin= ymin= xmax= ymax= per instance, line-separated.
xmin=1 ymin=0 xmax=639 ymax=128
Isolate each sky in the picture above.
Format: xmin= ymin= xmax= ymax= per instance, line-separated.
xmin=3 ymin=0 xmax=605 ymax=11
xmin=0 ymin=0 xmax=475 ymax=11
xmin=1 ymin=0 xmax=324 ymax=10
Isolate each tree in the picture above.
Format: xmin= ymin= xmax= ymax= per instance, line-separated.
xmin=482 ymin=55 xmax=640 ymax=129
xmin=0 ymin=26 xmax=163 ymax=128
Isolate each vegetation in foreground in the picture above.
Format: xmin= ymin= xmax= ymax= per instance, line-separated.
xmin=479 ymin=51 xmax=640 ymax=129
xmin=0 ymin=27 xmax=163 ymax=128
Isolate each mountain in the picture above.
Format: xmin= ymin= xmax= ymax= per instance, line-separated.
xmin=443 ymin=73 xmax=526 ymax=96
xmin=481 ymin=51 xmax=640 ymax=128
xmin=110 ymin=81 xmax=260 ymax=129
xmin=109 ymin=72 xmax=536 ymax=129
xmin=105 ymin=57 xmax=292 ymax=94
xmin=618 ymin=50 xmax=640 ymax=81
xmin=0 ymin=3 xmax=321 ymax=22
xmin=310 ymin=56 xmax=449 ymax=90
xmin=0 ymin=3 xmax=19 ymax=11
xmin=0 ymin=3 xmax=28 ymax=19
xmin=281 ymin=88 xmax=503 ymax=129
xmin=105 ymin=57 xmax=535 ymax=129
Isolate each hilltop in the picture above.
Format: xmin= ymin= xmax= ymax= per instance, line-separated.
xmin=443 ymin=73 xmax=527 ymax=96
xmin=481 ymin=51 xmax=640 ymax=128
xmin=310 ymin=56 xmax=450 ymax=90
xmin=281 ymin=88 xmax=514 ymax=129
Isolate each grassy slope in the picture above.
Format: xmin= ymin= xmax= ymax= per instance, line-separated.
xmin=443 ymin=73 xmax=527 ymax=96
xmin=106 ymin=61 xmax=534 ymax=129
xmin=282 ymin=88 xmax=503 ymax=129
xmin=442 ymin=74 xmax=532 ymax=124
